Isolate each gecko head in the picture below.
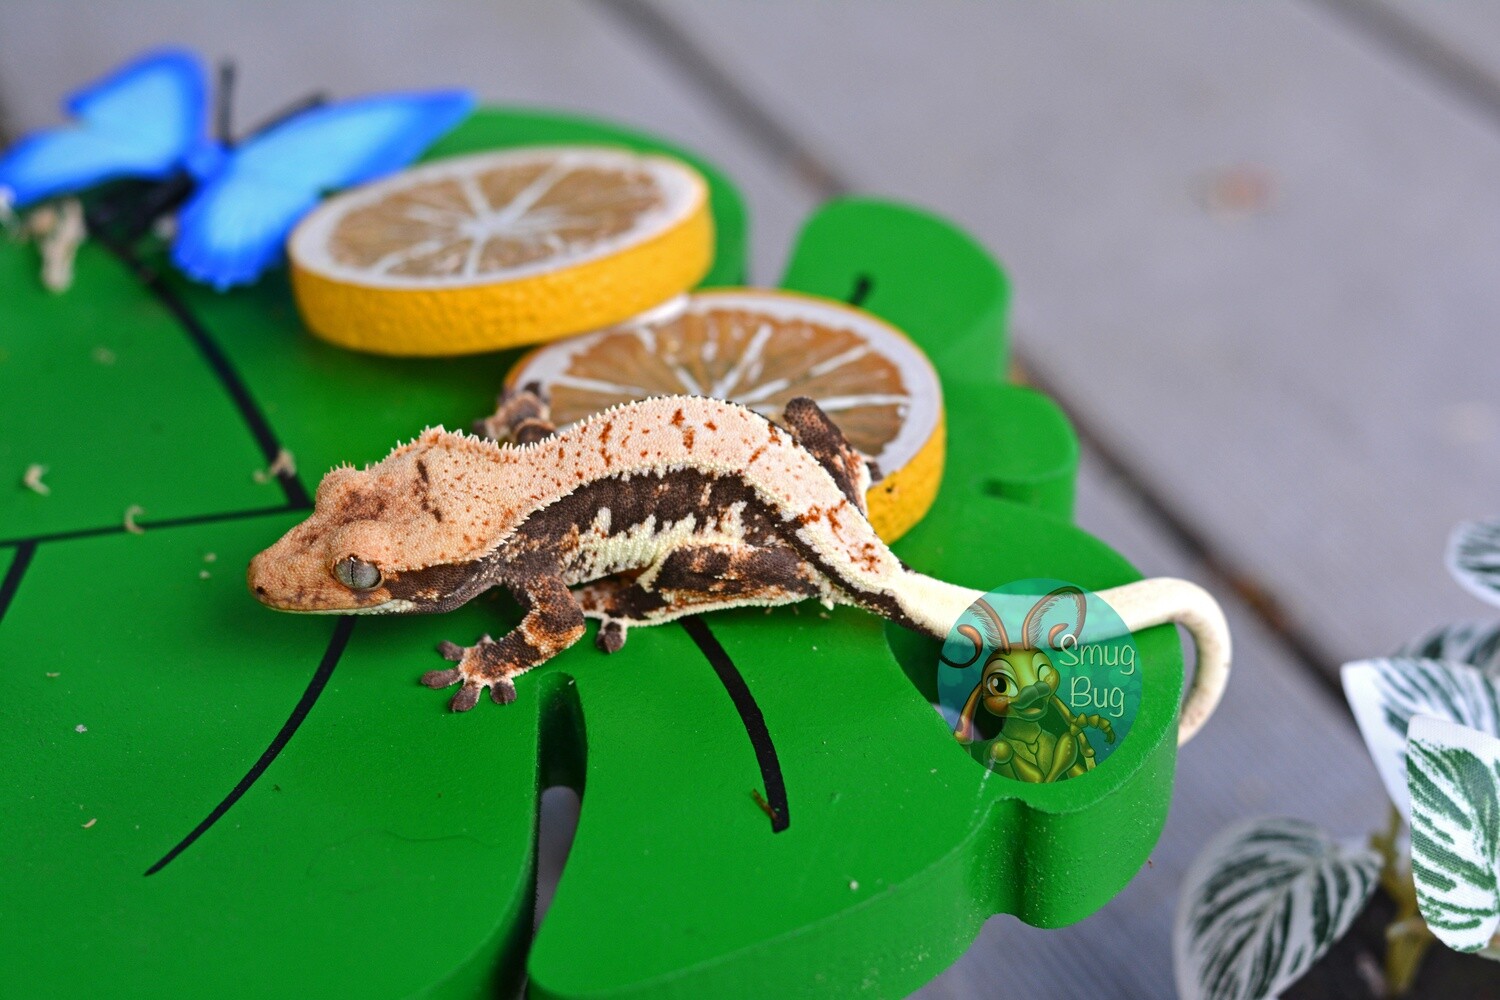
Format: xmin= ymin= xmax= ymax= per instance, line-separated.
xmin=248 ymin=429 xmax=507 ymax=615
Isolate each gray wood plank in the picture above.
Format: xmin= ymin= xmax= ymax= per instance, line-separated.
xmin=0 ymin=0 xmax=819 ymax=282
xmin=1311 ymin=0 xmax=1500 ymax=109
xmin=1395 ymin=0 xmax=1500 ymax=56
xmin=913 ymin=451 xmax=1388 ymax=998
xmin=648 ymin=0 xmax=1500 ymax=673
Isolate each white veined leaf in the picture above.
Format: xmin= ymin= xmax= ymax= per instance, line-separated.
xmin=1448 ymin=517 xmax=1500 ymax=609
xmin=1402 ymin=621 xmax=1500 ymax=678
xmin=1174 ymin=817 xmax=1379 ymax=1000
xmin=1407 ymin=715 xmax=1500 ymax=956
xmin=1342 ymin=657 xmax=1500 ymax=818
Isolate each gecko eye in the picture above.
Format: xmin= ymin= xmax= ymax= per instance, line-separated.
xmin=333 ymin=556 xmax=382 ymax=591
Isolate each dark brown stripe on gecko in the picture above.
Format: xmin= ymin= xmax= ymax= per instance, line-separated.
xmin=502 ymin=468 xmax=785 ymax=569
xmin=385 ymin=559 xmax=492 ymax=611
xmin=652 ymin=543 xmax=819 ymax=600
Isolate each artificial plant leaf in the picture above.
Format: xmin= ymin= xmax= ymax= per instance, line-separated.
xmin=1407 ymin=714 xmax=1500 ymax=956
xmin=1448 ymin=516 xmax=1500 ymax=608
xmin=1173 ymin=817 xmax=1380 ymax=1000
xmin=1341 ymin=657 xmax=1500 ymax=818
xmin=1404 ymin=620 xmax=1500 ymax=678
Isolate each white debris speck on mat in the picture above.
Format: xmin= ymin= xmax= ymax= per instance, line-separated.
xmin=21 ymin=464 xmax=49 ymax=495
xmin=123 ymin=504 xmax=145 ymax=534
xmin=253 ymin=449 xmax=297 ymax=484
xmin=203 ymin=552 xmax=217 ymax=563
xmin=91 ymin=346 xmax=116 ymax=365
xmin=199 ymin=570 xmax=211 ymax=580
xmin=74 ymin=724 xmax=87 ymax=733
xmin=45 ymin=672 xmax=59 ymax=678
xmin=37 ymin=198 xmax=85 ymax=293
xmin=849 ymin=880 xmax=859 ymax=891
xmin=82 ymin=818 xmax=96 ymax=829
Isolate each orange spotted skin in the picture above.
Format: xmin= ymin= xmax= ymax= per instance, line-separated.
xmin=248 ymin=391 xmax=976 ymax=711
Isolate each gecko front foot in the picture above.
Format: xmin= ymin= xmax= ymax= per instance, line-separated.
xmin=421 ymin=635 xmax=518 ymax=711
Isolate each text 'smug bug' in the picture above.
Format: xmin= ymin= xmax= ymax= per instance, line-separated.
xmin=938 ymin=580 xmax=1143 ymax=781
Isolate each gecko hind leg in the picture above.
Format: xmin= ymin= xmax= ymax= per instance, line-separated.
xmin=421 ymin=576 xmax=584 ymax=710
xmin=475 ymin=382 xmax=557 ymax=445
xmin=574 ymin=543 xmax=825 ymax=654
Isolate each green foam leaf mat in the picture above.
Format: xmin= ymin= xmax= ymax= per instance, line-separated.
xmin=0 ymin=108 xmax=1181 ymax=999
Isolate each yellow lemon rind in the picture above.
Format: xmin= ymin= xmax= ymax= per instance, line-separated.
xmin=865 ymin=413 xmax=944 ymax=543
xmin=290 ymin=197 xmax=713 ymax=358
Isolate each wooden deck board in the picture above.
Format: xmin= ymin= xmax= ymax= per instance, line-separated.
xmin=648 ymin=0 xmax=1500 ymax=673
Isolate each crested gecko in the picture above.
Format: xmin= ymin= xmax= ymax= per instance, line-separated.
xmin=248 ymin=389 xmax=1230 ymax=742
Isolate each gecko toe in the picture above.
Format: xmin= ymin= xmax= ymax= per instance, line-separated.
xmin=421 ymin=667 xmax=462 ymax=689
xmin=449 ymin=682 xmax=482 ymax=712
xmin=489 ymin=677 xmax=518 ymax=705
xmin=436 ymin=641 xmax=466 ymax=662
xmin=595 ymin=620 xmax=626 ymax=654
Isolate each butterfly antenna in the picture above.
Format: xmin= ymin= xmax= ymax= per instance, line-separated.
xmin=216 ymin=60 xmax=237 ymax=146
xmin=244 ymin=91 xmax=328 ymax=141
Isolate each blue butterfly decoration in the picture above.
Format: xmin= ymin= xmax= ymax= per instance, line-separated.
xmin=0 ymin=48 xmax=473 ymax=289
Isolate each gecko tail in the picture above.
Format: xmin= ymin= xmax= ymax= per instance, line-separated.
xmin=1093 ymin=577 xmax=1230 ymax=746
xmin=893 ymin=572 xmax=1230 ymax=746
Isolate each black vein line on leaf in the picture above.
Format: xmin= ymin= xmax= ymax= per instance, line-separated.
xmin=680 ymin=615 xmax=789 ymax=833
xmin=145 ymin=616 xmax=355 ymax=876
xmin=92 ymin=229 xmax=312 ymax=511
xmin=847 ymin=273 xmax=873 ymax=307
xmin=0 ymin=503 xmax=301 ymax=550
xmin=0 ymin=541 xmax=38 ymax=626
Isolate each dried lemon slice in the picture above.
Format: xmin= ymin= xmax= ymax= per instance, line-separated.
xmin=506 ymin=289 xmax=945 ymax=541
xmin=288 ymin=146 xmax=713 ymax=356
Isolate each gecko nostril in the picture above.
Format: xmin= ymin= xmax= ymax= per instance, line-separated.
xmin=254 ymin=585 xmax=268 ymax=596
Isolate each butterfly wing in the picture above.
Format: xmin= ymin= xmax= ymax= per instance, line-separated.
xmin=172 ymin=91 xmax=473 ymax=289
xmin=0 ymin=48 xmax=206 ymax=207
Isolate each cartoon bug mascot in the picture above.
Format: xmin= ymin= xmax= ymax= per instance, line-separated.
xmin=946 ymin=586 xmax=1117 ymax=782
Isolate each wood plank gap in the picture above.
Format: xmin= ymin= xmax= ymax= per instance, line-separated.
xmin=1305 ymin=0 xmax=1500 ymax=137
xmin=1014 ymin=357 xmax=1346 ymax=705
xmin=604 ymin=0 xmax=1349 ymax=703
